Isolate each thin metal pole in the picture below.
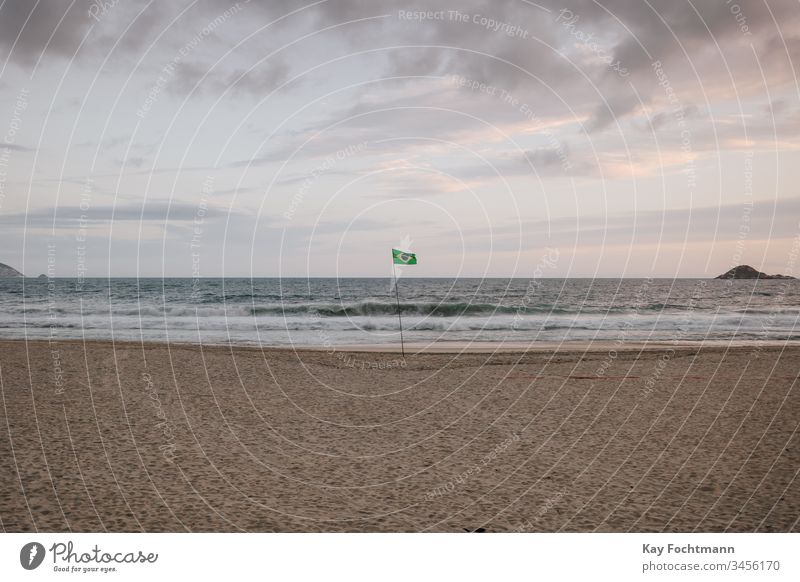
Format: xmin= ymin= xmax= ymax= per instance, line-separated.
xmin=393 ymin=263 xmax=405 ymax=358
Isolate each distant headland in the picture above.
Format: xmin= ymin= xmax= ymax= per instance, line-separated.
xmin=0 ymin=262 xmax=24 ymax=278
xmin=715 ymin=265 xmax=795 ymax=280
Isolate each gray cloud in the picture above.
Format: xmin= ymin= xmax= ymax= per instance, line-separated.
xmin=0 ymin=0 xmax=94 ymax=64
xmin=171 ymin=59 xmax=290 ymax=98
xmin=1 ymin=143 xmax=34 ymax=152
xmin=0 ymin=200 xmax=239 ymax=230
xmin=646 ymin=104 xmax=700 ymax=132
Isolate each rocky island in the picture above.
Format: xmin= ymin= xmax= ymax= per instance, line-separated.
xmin=715 ymin=265 xmax=796 ymax=280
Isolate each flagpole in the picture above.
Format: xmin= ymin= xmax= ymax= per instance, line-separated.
xmin=392 ymin=262 xmax=405 ymax=358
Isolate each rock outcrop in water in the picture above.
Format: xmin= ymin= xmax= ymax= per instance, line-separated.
xmin=715 ymin=265 xmax=795 ymax=280
xmin=0 ymin=262 xmax=24 ymax=277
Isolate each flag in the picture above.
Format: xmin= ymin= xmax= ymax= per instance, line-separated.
xmin=392 ymin=249 xmax=417 ymax=265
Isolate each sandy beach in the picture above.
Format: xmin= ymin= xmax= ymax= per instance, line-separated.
xmin=0 ymin=339 xmax=797 ymax=532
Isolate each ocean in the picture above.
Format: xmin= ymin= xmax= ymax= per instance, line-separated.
xmin=1 ymin=277 xmax=798 ymax=346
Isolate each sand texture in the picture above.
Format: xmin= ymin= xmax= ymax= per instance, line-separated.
xmin=0 ymin=340 xmax=797 ymax=532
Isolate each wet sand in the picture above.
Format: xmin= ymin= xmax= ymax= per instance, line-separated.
xmin=0 ymin=339 xmax=797 ymax=532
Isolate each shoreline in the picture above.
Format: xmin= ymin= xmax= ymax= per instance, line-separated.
xmin=3 ymin=337 xmax=799 ymax=354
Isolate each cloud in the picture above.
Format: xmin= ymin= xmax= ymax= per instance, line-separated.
xmin=451 ymin=195 xmax=800 ymax=248
xmin=2 ymin=0 xmax=799 ymax=276
xmin=172 ymin=60 xmax=290 ymax=98
xmin=0 ymin=0 xmax=94 ymax=64
xmin=228 ymin=62 xmax=290 ymax=96
xmin=646 ymin=104 xmax=700 ymax=132
xmin=1 ymin=143 xmax=35 ymax=152
xmin=0 ymin=200 xmax=240 ymax=230
xmin=585 ymin=91 xmax=643 ymax=132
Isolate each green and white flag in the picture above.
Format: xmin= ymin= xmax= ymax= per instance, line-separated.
xmin=392 ymin=249 xmax=417 ymax=265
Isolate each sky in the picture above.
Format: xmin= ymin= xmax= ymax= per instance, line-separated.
xmin=0 ymin=0 xmax=798 ymax=278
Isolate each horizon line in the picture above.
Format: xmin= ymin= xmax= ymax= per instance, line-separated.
xmin=6 ymin=275 xmax=758 ymax=280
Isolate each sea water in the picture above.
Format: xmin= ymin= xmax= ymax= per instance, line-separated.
xmin=0 ymin=277 xmax=798 ymax=346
